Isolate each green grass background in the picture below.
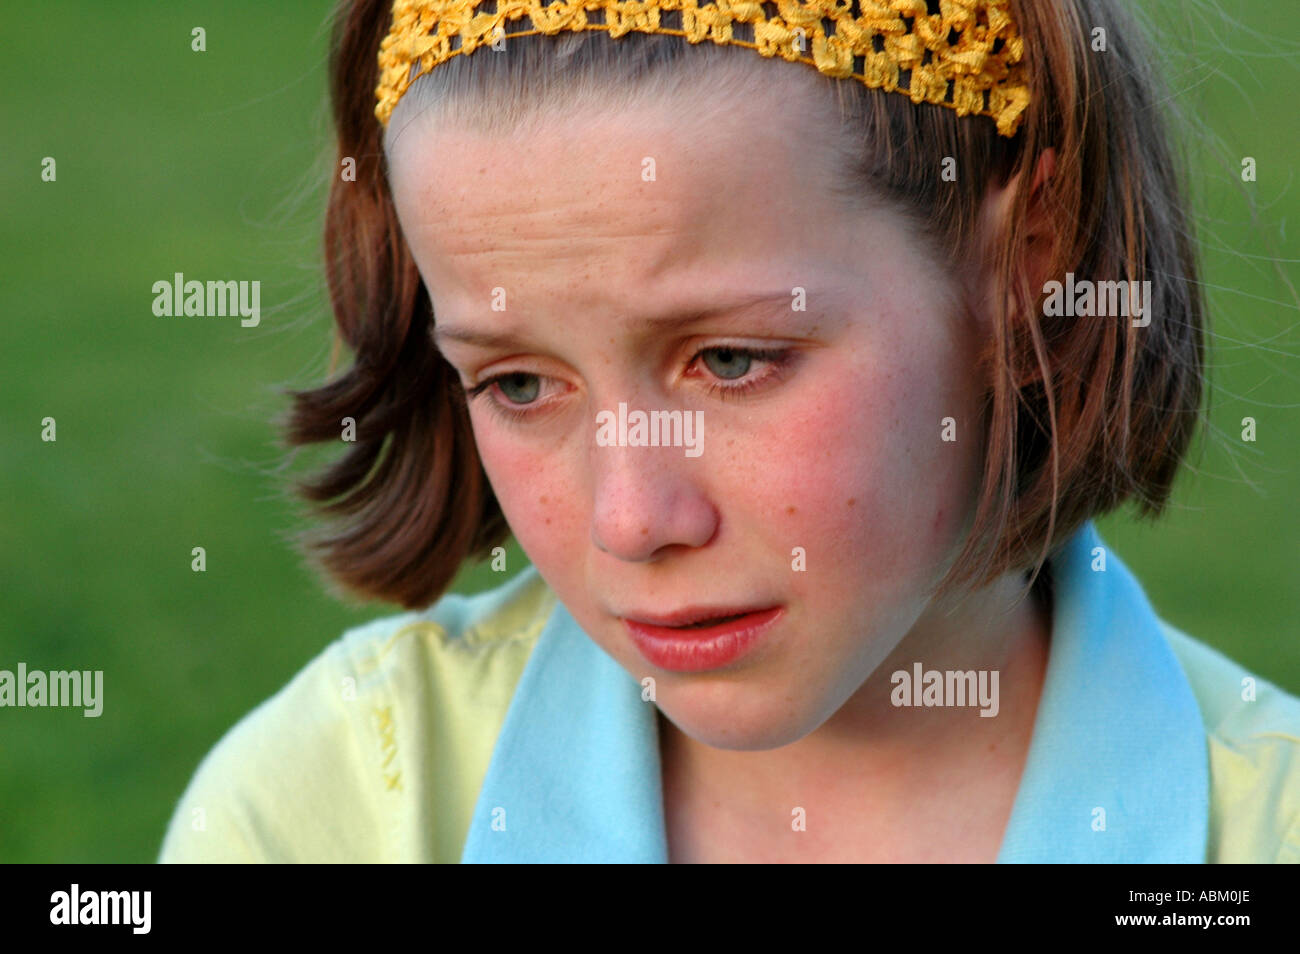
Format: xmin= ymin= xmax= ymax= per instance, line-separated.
xmin=1 ymin=1 xmax=1296 ymax=862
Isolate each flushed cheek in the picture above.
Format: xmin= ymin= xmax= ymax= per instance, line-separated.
xmin=472 ymin=427 xmax=584 ymax=570
xmin=751 ymin=371 xmax=913 ymax=542
xmin=752 ymin=368 xmax=966 ymax=612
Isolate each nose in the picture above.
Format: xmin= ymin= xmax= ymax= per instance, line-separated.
xmin=589 ymin=441 xmax=718 ymax=562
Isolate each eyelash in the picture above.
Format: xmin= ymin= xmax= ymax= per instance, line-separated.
xmin=465 ymin=345 xmax=794 ymax=425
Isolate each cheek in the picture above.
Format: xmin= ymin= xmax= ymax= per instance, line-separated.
xmin=748 ymin=348 xmax=980 ymax=577
xmin=469 ymin=416 xmax=584 ymax=567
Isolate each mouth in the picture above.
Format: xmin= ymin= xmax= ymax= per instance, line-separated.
xmin=621 ymin=606 xmax=776 ymax=629
xmin=675 ymin=611 xmax=751 ymax=629
xmin=620 ymin=606 xmax=785 ymax=672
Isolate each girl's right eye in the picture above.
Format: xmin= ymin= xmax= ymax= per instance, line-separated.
xmin=468 ymin=371 xmax=539 ymax=404
xmin=465 ymin=372 xmax=544 ymax=424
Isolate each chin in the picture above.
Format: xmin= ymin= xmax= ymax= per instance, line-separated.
xmin=659 ymin=692 xmax=827 ymax=752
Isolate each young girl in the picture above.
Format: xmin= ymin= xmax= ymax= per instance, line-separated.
xmin=159 ymin=0 xmax=1300 ymax=863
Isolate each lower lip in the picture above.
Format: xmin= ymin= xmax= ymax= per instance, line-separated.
xmin=623 ymin=607 xmax=783 ymax=672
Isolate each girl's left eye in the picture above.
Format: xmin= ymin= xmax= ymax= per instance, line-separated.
xmin=465 ymin=344 xmax=795 ymax=424
xmin=693 ymin=345 xmax=793 ymax=401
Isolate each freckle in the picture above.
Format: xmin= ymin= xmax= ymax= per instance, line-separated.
xmin=545 ymin=518 xmax=552 ymax=526
xmin=540 ymin=495 xmax=548 ymax=504
xmin=846 ymin=497 xmax=856 ymax=507
xmin=786 ymin=505 xmax=796 ymax=515
xmin=640 ymin=527 xmax=649 ymax=536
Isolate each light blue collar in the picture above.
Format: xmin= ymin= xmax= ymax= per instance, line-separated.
xmin=459 ymin=592 xmax=669 ymax=862
xmin=995 ymin=521 xmax=1208 ymax=861
xmin=461 ymin=521 xmax=1208 ymax=863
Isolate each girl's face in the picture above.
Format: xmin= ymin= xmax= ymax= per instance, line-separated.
xmin=387 ymin=82 xmax=995 ymax=751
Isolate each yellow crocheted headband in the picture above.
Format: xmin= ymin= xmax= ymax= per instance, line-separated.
xmin=374 ymin=0 xmax=1031 ymax=137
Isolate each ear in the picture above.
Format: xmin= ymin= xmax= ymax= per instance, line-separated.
xmin=972 ymin=148 xmax=1059 ymax=332
xmin=1018 ymin=148 xmax=1060 ymax=297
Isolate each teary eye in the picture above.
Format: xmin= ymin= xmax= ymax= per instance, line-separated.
xmin=465 ymin=344 xmax=797 ymax=424
xmin=700 ymin=346 xmax=753 ymax=380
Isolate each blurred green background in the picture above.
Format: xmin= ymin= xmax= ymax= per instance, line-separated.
xmin=2 ymin=1 xmax=1296 ymax=862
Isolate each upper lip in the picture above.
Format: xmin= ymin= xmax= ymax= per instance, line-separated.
xmin=620 ymin=605 xmax=779 ymax=628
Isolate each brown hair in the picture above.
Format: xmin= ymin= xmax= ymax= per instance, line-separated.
xmin=282 ymin=0 xmax=1204 ymax=609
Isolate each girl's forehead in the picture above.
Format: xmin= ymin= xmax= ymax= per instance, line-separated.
xmin=386 ymin=107 xmax=895 ymax=299
xmin=384 ymin=67 xmax=843 ymax=199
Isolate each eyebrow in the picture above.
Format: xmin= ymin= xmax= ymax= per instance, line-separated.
xmin=431 ymin=291 xmax=798 ymax=351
